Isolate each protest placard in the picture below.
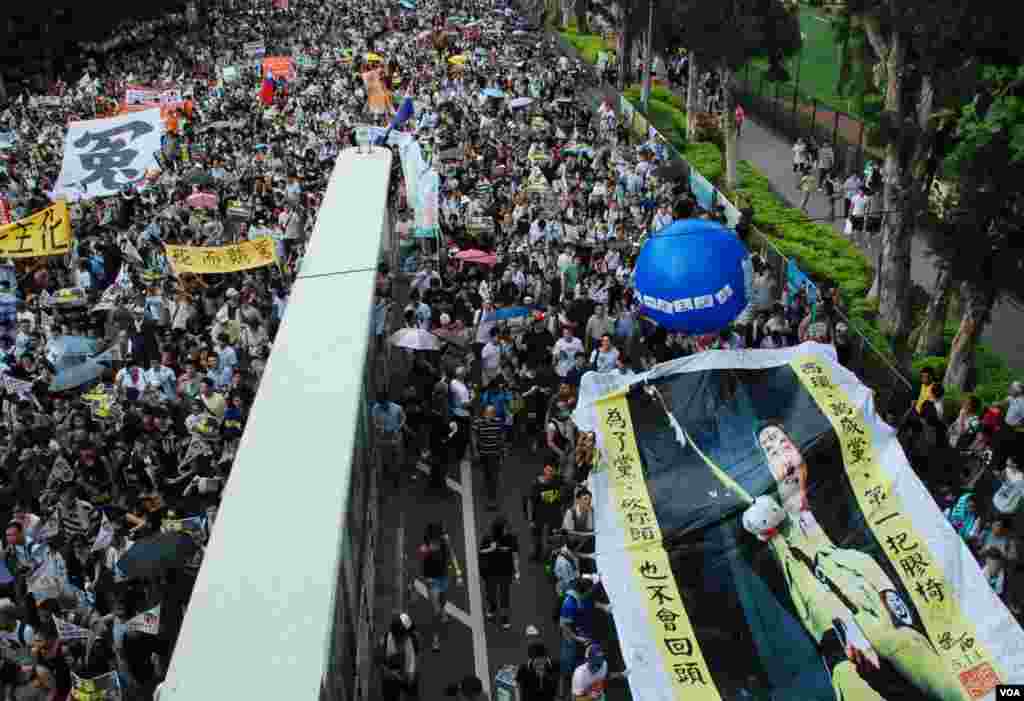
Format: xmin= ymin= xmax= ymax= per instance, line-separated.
xmin=164 ymin=237 xmax=278 ymax=274
xmin=0 ymin=201 xmax=73 ymax=258
xmin=55 ymin=109 xmax=164 ymax=200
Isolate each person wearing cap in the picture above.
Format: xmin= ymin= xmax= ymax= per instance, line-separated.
xmin=571 ymin=642 xmax=627 ymax=701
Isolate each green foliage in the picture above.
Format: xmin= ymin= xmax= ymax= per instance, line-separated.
xmin=559 ymin=29 xmax=614 ymax=65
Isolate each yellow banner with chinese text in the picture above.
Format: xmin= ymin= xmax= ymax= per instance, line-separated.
xmin=596 ymin=392 xmax=722 ymax=701
xmin=0 ymin=201 xmax=73 ymax=258
xmin=791 ymin=356 xmax=1002 ymax=700
xmin=164 ymin=237 xmax=277 ymax=275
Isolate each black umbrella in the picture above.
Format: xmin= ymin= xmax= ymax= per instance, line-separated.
xmin=653 ymin=160 xmax=690 ymax=181
xmin=118 ymin=532 xmax=199 ymax=581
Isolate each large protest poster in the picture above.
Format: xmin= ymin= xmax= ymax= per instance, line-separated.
xmin=164 ymin=237 xmax=278 ymax=275
xmin=55 ymin=109 xmax=164 ymax=200
xmin=0 ymin=201 xmax=73 ymax=258
xmin=576 ymin=344 xmax=1024 ymax=701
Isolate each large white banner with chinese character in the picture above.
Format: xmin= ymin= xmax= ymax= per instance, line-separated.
xmin=582 ymin=343 xmax=1024 ymax=701
xmin=54 ymin=109 xmax=164 ymax=201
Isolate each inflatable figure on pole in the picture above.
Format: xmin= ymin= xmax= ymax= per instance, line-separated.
xmin=633 ymin=219 xmax=751 ymax=334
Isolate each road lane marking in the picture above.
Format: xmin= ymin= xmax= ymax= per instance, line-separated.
xmin=459 ymin=457 xmax=490 ymax=696
xmin=412 ymin=578 xmax=472 ymax=628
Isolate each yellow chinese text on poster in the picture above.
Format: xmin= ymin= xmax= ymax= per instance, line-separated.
xmin=164 ymin=237 xmax=277 ymax=275
xmin=0 ymin=201 xmax=73 ymax=258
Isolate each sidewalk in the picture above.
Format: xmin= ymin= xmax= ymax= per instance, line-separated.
xmin=736 ymin=116 xmax=1024 ymax=371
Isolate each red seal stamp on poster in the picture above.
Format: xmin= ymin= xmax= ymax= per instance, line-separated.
xmin=961 ymin=663 xmax=1000 ymax=699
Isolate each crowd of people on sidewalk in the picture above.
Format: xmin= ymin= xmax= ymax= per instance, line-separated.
xmin=901 ymin=369 xmax=1024 ymax=618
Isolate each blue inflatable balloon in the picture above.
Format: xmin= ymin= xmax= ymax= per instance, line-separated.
xmin=634 ymin=219 xmax=751 ymax=334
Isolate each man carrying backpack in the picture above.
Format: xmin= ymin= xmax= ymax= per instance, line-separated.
xmin=516 ymin=641 xmax=557 ymax=701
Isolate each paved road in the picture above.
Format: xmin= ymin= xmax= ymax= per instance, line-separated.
xmin=737 ymin=116 xmax=1024 ymax=372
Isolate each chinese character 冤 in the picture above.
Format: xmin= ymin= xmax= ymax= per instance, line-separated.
xmin=73 ymin=120 xmax=154 ymax=192
xmin=864 ymin=485 xmax=887 ymax=507
xmin=646 ymin=584 xmax=675 ymax=606
xmin=915 ymin=577 xmax=945 ymax=604
xmin=664 ymin=637 xmax=693 ymax=656
xmin=656 ymin=608 xmax=679 ymax=631
xmin=671 ymin=662 xmax=707 ymax=686
xmin=899 ymin=552 xmax=929 ymax=579
xmin=885 ymin=532 xmax=918 ymax=555
xmin=638 ymin=560 xmax=667 ymax=581
xmin=605 ymin=406 xmax=627 ymax=430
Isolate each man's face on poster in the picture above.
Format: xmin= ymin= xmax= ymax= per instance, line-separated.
xmin=758 ymin=425 xmax=806 ymax=508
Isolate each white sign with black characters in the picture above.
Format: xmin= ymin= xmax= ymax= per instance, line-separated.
xmin=55 ymin=109 xmax=165 ymax=201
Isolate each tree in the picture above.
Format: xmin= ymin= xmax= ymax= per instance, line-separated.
xmin=659 ymin=0 xmax=802 ymax=189
xmin=923 ymin=64 xmax=1024 ymax=391
xmin=842 ymin=0 xmax=1020 ymax=352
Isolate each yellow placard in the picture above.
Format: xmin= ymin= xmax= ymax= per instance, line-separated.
xmin=0 ymin=201 xmax=73 ymax=258
xmin=792 ymin=356 xmax=1002 ymax=700
xmin=597 ymin=393 xmax=722 ymax=701
xmin=164 ymin=237 xmax=277 ymax=275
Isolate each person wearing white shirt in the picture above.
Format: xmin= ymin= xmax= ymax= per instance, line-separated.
xmin=552 ymin=327 xmax=584 ymax=378
xmin=144 ymin=358 xmax=177 ymax=402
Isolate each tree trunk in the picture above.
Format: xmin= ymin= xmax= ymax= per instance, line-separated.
xmin=574 ymin=0 xmax=588 ymax=33
xmin=686 ymin=52 xmax=698 ymax=141
xmin=862 ymin=20 xmax=913 ymax=343
xmin=721 ymin=65 xmax=737 ymax=189
xmin=619 ymin=20 xmax=633 ymax=90
xmin=915 ymin=266 xmax=952 ymax=356
xmin=944 ymin=280 xmax=996 ymax=392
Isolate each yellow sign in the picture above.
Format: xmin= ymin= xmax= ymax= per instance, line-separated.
xmin=597 ymin=393 xmax=722 ymax=701
xmin=0 ymin=201 xmax=73 ymax=258
xmin=792 ymin=356 xmax=1002 ymax=700
xmin=164 ymin=237 xmax=277 ymax=275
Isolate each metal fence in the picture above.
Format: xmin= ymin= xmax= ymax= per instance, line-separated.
xmin=753 ymin=232 xmax=914 ymax=420
xmin=732 ymin=64 xmax=871 ymax=180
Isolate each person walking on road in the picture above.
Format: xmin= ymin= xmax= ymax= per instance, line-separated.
xmin=798 ymin=168 xmax=816 ymax=214
xmin=527 ymin=462 xmax=567 ymax=561
xmin=474 ymin=404 xmax=507 ymax=511
xmin=480 ymin=516 xmax=520 ymax=630
xmin=735 ymin=104 xmax=745 ymax=137
xmin=516 ymin=640 xmax=558 ymax=701
xmin=372 ymin=390 xmax=408 ymax=487
xmin=378 ymin=612 xmax=420 ymax=701
xmin=417 ymin=522 xmax=463 ymax=653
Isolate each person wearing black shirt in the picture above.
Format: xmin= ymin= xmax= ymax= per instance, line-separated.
xmin=526 ymin=463 xmax=566 ymax=561
xmin=479 ymin=516 xmax=519 ymax=630
xmin=521 ymin=319 xmax=555 ymax=370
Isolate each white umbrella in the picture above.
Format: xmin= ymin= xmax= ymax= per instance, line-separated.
xmin=509 ymin=96 xmax=533 ymax=109
xmin=389 ymin=328 xmax=443 ymax=351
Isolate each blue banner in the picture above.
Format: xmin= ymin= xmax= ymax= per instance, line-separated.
xmin=785 ymin=259 xmax=819 ymax=306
